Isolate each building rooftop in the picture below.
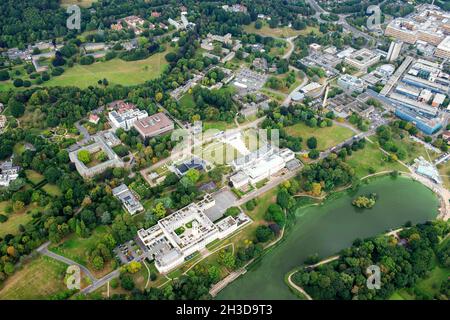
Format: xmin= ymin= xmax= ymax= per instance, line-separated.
xmin=112 ymin=184 xmax=143 ymax=215
xmin=133 ymin=112 xmax=174 ymax=137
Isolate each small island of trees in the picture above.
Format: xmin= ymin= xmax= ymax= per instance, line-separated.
xmin=352 ymin=193 xmax=377 ymax=209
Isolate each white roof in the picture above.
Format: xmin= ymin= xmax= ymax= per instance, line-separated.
xmin=433 ymin=93 xmax=446 ymax=104
xmin=437 ymin=36 xmax=450 ymax=51
xmin=301 ymin=82 xmax=322 ymax=93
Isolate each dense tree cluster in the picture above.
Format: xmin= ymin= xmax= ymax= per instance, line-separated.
xmin=292 ymin=221 xmax=449 ymax=300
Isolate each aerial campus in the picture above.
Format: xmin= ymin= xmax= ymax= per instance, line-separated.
xmin=0 ymin=0 xmax=449 ymax=303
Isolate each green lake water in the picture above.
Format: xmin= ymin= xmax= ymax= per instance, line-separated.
xmin=216 ymin=176 xmax=439 ymax=300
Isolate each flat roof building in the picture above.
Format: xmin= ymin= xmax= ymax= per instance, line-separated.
xmin=338 ymin=74 xmax=365 ymax=93
xmin=69 ymin=135 xmax=125 ymax=178
xmin=344 ymin=48 xmax=381 ymax=71
xmin=112 ymin=184 xmax=144 ymax=215
xmin=109 ymin=108 xmax=148 ymax=131
xmin=137 ymin=195 xmax=251 ymax=272
xmin=133 ymin=113 xmax=174 ymax=138
xmin=435 ymin=36 xmax=450 ymax=59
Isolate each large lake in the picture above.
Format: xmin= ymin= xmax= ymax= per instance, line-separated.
xmin=217 ymin=176 xmax=439 ymax=300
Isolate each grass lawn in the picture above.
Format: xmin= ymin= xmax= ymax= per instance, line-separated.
xmin=50 ymin=225 xmax=113 ymax=277
xmin=42 ymin=183 xmax=63 ymax=197
xmin=415 ymin=264 xmax=449 ymax=298
xmin=260 ymin=89 xmax=286 ymax=103
xmin=0 ymin=201 xmax=10 ymax=214
xmin=179 ymin=93 xmax=196 ymax=109
xmin=25 ymin=170 xmax=45 ymax=185
xmin=346 ymin=139 xmax=406 ymax=179
xmin=0 ymin=256 xmax=68 ymax=300
xmin=43 ymin=51 xmax=169 ymax=88
xmin=193 ymin=141 xmax=241 ymax=165
xmin=229 ymin=188 xmax=277 ymax=247
xmin=389 ymin=289 xmax=415 ymax=300
xmin=13 ymin=143 xmax=26 ymax=156
xmin=0 ymin=201 xmax=38 ymax=237
xmin=0 ymin=210 xmax=33 ymax=238
xmin=437 ymin=161 xmax=450 ymax=190
xmin=389 ymin=255 xmax=449 ymax=300
xmin=0 ymin=81 xmax=14 ymax=91
xmin=285 ymin=122 xmax=354 ymax=151
xmin=394 ymin=136 xmax=441 ymax=165
xmin=203 ymin=121 xmax=236 ymax=132
xmin=60 ymin=0 xmax=97 ymax=7
xmin=244 ymin=22 xmax=321 ymax=38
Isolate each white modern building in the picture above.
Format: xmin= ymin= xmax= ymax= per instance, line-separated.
xmin=0 ymin=161 xmax=20 ymax=187
xmin=137 ymin=195 xmax=251 ymax=272
xmin=112 ymin=184 xmax=143 ymax=215
xmin=230 ymin=147 xmax=295 ymax=189
xmin=344 ymin=48 xmax=381 ymax=71
xmin=338 ymin=74 xmax=365 ymax=93
xmin=108 ymin=108 xmax=148 ymax=131
xmin=386 ymin=41 xmax=403 ymax=62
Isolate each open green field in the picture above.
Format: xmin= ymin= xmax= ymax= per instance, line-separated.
xmin=193 ymin=141 xmax=241 ymax=165
xmin=25 ymin=170 xmax=45 ymax=185
xmin=285 ymin=122 xmax=354 ymax=151
xmin=179 ymin=93 xmax=196 ymax=109
xmin=44 ymin=51 xmax=169 ymax=88
xmin=0 ymin=256 xmax=68 ymax=299
xmin=392 ymin=136 xmax=441 ymax=165
xmin=244 ymin=22 xmax=322 ymax=38
xmin=50 ymin=225 xmax=112 ymax=276
xmin=60 ymin=0 xmax=97 ymax=8
xmin=42 ymin=184 xmax=63 ymax=197
xmin=437 ymin=161 xmax=450 ymax=190
xmin=0 ymin=201 xmax=36 ymax=237
xmin=203 ymin=121 xmax=236 ymax=132
xmin=0 ymin=210 xmax=32 ymax=237
xmin=0 ymin=81 xmax=14 ymax=91
xmin=390 ymin=254 xmax=449 ymax=300
xmin=346 ymin=139 xmax=406 ymax=179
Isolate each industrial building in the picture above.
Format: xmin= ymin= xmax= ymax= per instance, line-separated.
xmin=394 ymin=107 xmax=442 ymax=135
xmin=137 ymin=195 xmax=251 ymax=272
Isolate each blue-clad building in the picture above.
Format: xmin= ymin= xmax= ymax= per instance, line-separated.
xmin=394 ymin=107 xmax=442 ymax=135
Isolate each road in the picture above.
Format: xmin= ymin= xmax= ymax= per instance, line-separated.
xmin=282 ymin=71 xmax=309 ymax=107
xmin=37 ymin=242 xmax=98 ymax=284
xmin=80 ymin=270 xmax=121 ymax=294
xmin=286 ymin=269 xmax=313 ymax=300
xmin=282 ymin=36 xmax=297 ymax=60
xmin=74 ymin=121 xmax=90 ymax=144
xmin=305 ymin=0 xmax=374 ymax=42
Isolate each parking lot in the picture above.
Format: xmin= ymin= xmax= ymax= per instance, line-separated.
xmin=114 ymin=239 xmax=144 ymax=264
xmin=233 ymin=68 xmax=268 ymax=93
xmin=204 ymin=188 xmax=238 ymax=222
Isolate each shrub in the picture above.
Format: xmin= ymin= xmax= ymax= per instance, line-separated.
xmin=0 ymin=214 xmax=8 ymax=223
xmin=80 ymin=55 xmax=95 ymax=65
xmin=13 ymin=78 xmax=23 ymax=87
xmin=255 ymin=225 xmax=273 ymax=243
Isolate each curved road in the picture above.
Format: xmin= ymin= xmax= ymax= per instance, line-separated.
xmin=37 ymin=242 xmax=97 ymax=283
